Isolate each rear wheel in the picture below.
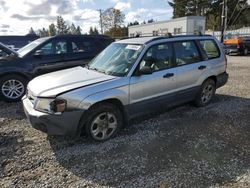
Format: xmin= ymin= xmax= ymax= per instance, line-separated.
xmin=0 ymin=75 xmax=27 ymax=102
xmin=83 ymin=103 xmax=123 ymax=141
xmin=243 ymin=48 xmax=248 ymax=56
xmin=194 ymin=79 xmax=216 ymax=107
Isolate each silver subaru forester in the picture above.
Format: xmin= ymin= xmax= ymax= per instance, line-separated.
xmin=23 ymin=35 xmax=228 ymax=141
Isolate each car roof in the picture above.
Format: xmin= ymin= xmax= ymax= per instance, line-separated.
xmin=116 ymin=35 xmax=215 ymax=45
xmin=52 ymin=34 xmax=112 ymax=39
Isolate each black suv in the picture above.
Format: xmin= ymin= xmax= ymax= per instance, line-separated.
xmin=0 ymin=35 xmax=114 ymax=101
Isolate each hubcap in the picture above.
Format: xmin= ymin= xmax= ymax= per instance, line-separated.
xmin=201 ymin=84 xmax=214 ymax=104
xmin=2 ymin=79 xmax=25 ymax=99
xmin=90 ymin=112 xmax=118 ymax=141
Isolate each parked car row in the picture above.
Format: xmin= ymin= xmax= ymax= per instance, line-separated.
xmin=21 ymin=34 xmax=228 ymax=141
xmin=0 ymin=34 xmax=114 ymax=101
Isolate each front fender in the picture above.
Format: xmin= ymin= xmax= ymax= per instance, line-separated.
xmin=79 ymin=86 xmax=129 ymax=110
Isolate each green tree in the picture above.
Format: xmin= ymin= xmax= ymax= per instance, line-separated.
xmin=93 ymin=27 xmax=99 ymax=35
xmin=104 ymin=26 xmax=128 ymax=38
xmin=147 ymin=19 xmax=155 ymax=23
xmin=89 ymin=26 xmax=94 ymax=35
xmin=56 ymin=16 xmax=69 ymax=34
xmin=38 ymin=28 xmax=49 ymax=37
xmin=168 ymin=0 xmax=250 ymax=30
xmin=70 ymin=23 xmax=78 ymax=34
xmin=128 ymin=21 xmax=139 ymax=26
xmin=76 ymin=26 xmax=82 ymax=35
xmin=102 ymin=8 xmax=125 ymax=32
xmin=48 ymin=23 xmax=57 ymax=36
xmin=28 ymin=27 xmax=36 ymax=34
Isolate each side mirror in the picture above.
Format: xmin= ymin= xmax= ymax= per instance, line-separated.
xmin=138 ymin=66 xmax=153 ymax=75
xmin=33 ymin=50 xmax=43 ymax=57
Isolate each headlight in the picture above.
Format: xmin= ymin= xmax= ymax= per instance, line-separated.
xmin=34 ymin=98 xmax=67 ymax=114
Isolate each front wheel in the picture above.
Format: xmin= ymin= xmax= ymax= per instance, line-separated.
xmin=83 ymin=103 xmax=123 ymax=141
xmin=194 ymin=79 xmax=216 ymax=107
xmin=243 ymin=48 xmax=248 ymax=56
xmin=0 ymin=75 xmax=27 ymax=102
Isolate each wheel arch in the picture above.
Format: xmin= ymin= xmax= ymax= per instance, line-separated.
xmin=78 ymin=98 xmax=129 ymax=135
xmin=0 ymin=72 xmax=31 ymax=81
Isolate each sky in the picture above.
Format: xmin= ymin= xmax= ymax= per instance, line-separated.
xmin=0 ymin=0 xmax=173 ymax=35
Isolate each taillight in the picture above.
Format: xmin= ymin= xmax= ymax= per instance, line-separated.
xmin=237 ymin=44 xmax=240 ymax=49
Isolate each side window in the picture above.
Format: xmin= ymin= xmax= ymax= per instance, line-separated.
xmin=199 ymin=40 xmax=220 ymax=59
xmin=40 ymin=42 xmax=53 ymax=55
xmin=70 ymin=39 xmax=95 ymax=53
xmin=140 ymin=43 xmax=174 ymax=72
xmin=38 ymin=40 xmax=67 ymax=55
xmin=173 ymin=41 xmax=201 ymax=66
xmin=55 ymin=41 xmax=67 ymax=54
xmin=82 ymin=40 xmax=95 ymax=52
xmin=71 ymin=41 xmax=84 ymax=53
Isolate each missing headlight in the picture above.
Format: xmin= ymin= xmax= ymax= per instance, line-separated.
xmin=50 ymin=99 xmax=67 ymax=113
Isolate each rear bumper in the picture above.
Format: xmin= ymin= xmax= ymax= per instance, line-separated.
xmin=216 ymin=72 xmax=229 ymax=88
xmin=22 ymin=96 xmax=84 ymax=136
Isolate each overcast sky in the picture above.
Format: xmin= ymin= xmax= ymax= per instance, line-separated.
xmin=0 ymin=0 xmax=173 ymax=35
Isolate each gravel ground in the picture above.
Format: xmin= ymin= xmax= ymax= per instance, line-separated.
xmin=0 ymin=55 xmax=250 ymax=188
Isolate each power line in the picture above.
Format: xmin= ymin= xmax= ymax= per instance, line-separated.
xmin=227 ymin=0 xmax=240 ymax=27
xmin=229 ymin=2 xmax=247 ymax=28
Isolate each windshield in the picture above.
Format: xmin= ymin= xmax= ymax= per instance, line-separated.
xmin=17 ymin=37 xmax=49 ymax=57
xmin=88 ymin=43 xmax=143 ymax=77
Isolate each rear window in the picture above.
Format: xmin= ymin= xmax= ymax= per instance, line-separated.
xmin=199 ymin=40 xmax=220 ymax=59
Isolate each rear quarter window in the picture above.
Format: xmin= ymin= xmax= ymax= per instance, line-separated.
xmin=199 ymin=39 xmax=220 ymax=59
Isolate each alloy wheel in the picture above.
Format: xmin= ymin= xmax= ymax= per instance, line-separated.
xmin=90 ymin=112 xmax=118 ymax=141
xmin=201 ymin=84 xmax=214 ymax=104
xmin=2 ymin=79 xmax=25 ymax=99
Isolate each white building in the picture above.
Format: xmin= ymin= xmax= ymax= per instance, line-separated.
xmin=128 ymin=16 xmax=206 ymax=37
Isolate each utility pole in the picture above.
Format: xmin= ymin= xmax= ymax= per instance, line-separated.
xmin=221 ymin=0 xmax=228 ymax=43
xmin=98 ymin=9 xmax=103 ymax=34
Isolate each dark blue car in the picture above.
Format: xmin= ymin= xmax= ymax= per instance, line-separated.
xmin=0 ymin=34 xmax=114 ymax=102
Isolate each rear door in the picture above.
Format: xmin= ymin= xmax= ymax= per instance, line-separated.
xmin=173 ymin=40 xmax=211 ymax=101
xmin=129 ymin=42 xmax=178 ymax=116
xmin=63 ymin=37 xmax=99 ymax=68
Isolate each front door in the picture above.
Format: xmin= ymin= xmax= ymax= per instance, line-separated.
xmin=129 ymin=42 xmax=177 ymax=117
xmin=31 ymin=39 xmax=68 ymax=75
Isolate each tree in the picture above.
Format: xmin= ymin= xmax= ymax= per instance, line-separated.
xmin=48 ymin=23 xmax=56 ymax=36
xmin=101 ymin=8 xmax=125 ymax=31
xmin=76 ymin=26 xmax=82 ymax=35
xmin=38 ymin=28 xmax=49 ymax=37
xmin=56 ymin=16 xmax=69 ymax=34
xmin=89 ymin=26 xmax=94 ymax=35
xmin=70 ymin=23 xmax=77 ymax=34
xmin=28 ymin=27 xmax=36 ymax=34
xmin=104 ymin=26 xmax=128 ymax=38
xmin=128 ymin=21 xmax=139 ymax=26
xmin=93 ymin=27 xmax=99 ymax=35
xmin=168 ymin=0 xmax=250 ymax=30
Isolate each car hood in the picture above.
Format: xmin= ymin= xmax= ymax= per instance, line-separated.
xmin=28 ymin=66 xmax=116 ymax=97
xmin=0 ymin=42 xmax=19 ymax=56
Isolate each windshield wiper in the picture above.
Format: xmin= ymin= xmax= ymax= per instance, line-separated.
xmin=89 ymin=67 xmax=106 ymax=74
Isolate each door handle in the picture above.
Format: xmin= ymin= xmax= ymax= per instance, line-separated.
xmin=163 ymin=73 xmax=174 ymax=78
xmin=198 ymin=65 xmax=206 ymax=70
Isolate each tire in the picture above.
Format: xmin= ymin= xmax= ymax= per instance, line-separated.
xmin=243 ymin=48 xmax=248 ymax=56
xmin=194 ymin=79 xmax=216 ymax=107
xmin=0 ymin=74 xmax=28 ymax=102
xmin=83 ymin=103 xmax=123 ymax=141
